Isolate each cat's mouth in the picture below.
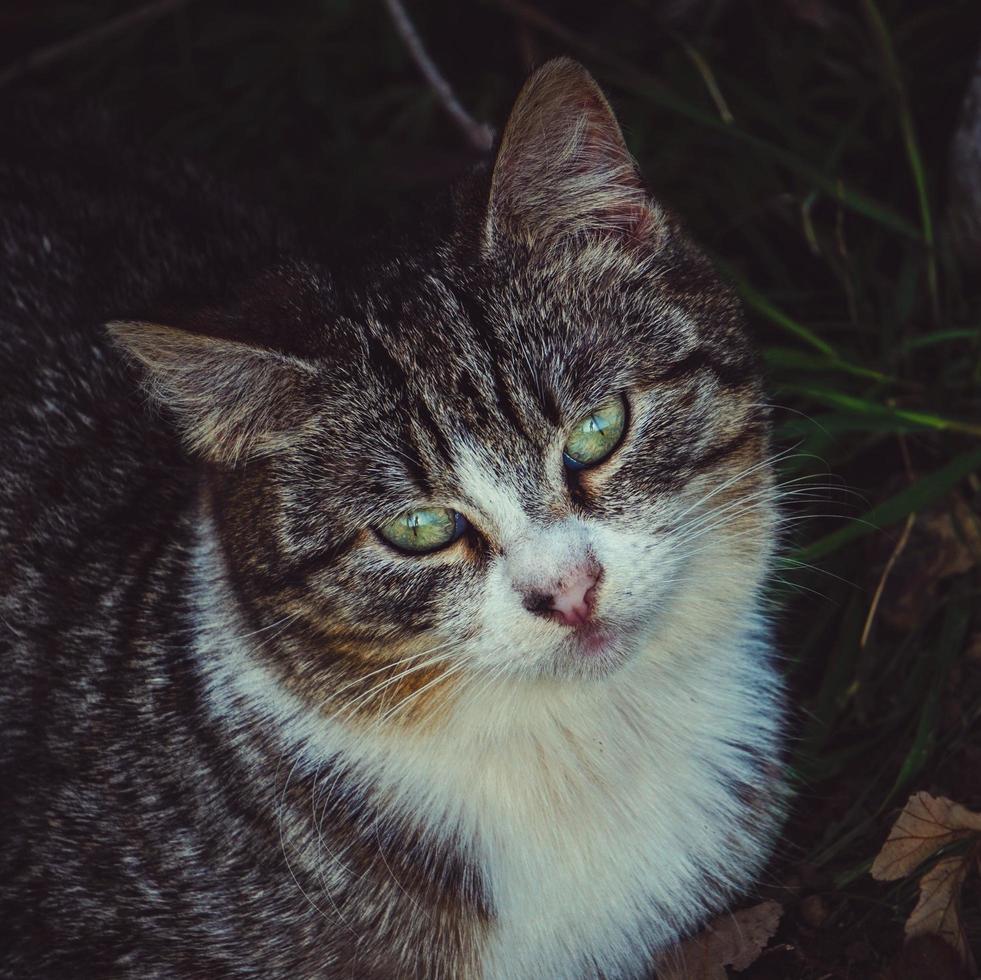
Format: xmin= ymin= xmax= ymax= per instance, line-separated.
xmin=558 ymin=621 xmax=634 ymax=677
xmin=571 ymin=622 xmax=618 ymax=656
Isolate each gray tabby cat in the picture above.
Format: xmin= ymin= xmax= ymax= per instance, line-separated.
xmin=0 ymin=60 xmax=786 ymax=979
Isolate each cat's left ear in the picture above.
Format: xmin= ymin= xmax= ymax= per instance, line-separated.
xmin=107 ymin=320 xmax=318 ymax=466
xmin=484 ymin=57 xmax=663 ymax=250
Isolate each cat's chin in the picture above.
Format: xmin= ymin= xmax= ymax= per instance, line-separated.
xmin=546 ymin=623 xmax=635 ymax=680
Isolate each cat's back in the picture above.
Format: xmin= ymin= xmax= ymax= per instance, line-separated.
xmin=0 ymin=101 xmax=292 ymax=424
xmin=0 ymin=101 xmax=290 ymax=557
xmin=1 ymin=101 xmax=286 ymax=328
xmin=0 ymin=106 xmax=306 ymax=977
xmin=0 ymin=101 xmax=283 ymax=782
xmin=0 ymin=101 xmax=264 ymax=575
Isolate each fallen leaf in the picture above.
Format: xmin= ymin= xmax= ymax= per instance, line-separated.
xmin=871 ymin=792 xmax=981 ymax=881
xmin=871 ymin=792 xmax=981 ymax=974
xmin=655 ymin=901 xmax=782 ymax=980
xmin=884 ymin=934 xmax=973 ymax=980
xmin=904 ymin=855 xmax=975 ymax=970
xmin=878 ymin=499 xmax=981 ymax=632
xmin=798 ymin=893 xmax=828 ymax=928
xmin=966 ymin=630 xmax=981 ymax=664
xmin=783 ymin=0 xmax=840 ymax=31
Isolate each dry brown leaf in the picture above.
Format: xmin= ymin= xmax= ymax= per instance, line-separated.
xmin=905 ymin=855 xmax=976 ymax=973
xmin=966 ymin=630 xmax=981 ymax=664
xmin=879 ymin=501 xmax=981 ymax=632
xmin=656 ymin=901 xmax=782 ymax=980
xmin=951 ymin=493 xmax=981 ymax=558
xmin=871 ymin=791 xmax=981 ymax=974
xmin=871 ymin=792 xmax=981 ymax=881
xmin=885 ymin=934 xmax=973 ymax=980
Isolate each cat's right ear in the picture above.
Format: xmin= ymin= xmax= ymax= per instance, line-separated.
xmin=484 ymin=58 xmax=664 ymax=252
xmin=107 ymin=321 xmax=318 ymax=466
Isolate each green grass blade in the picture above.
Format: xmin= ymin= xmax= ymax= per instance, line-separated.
xmin=796 ymin=445 xmax=981 ymax=561
xmin=788 ymin=387 xmax=981 ymax=437
xmin=882 ymin=594 xmax=973 ymax=805
xmin=774 ymin=412 xmax=931 ymax=440
xmin=764 ymin=347 xmax=894 ymax=383
xmin=494 ymin=0 xmax=923 ymax=239
xmin=861 ymin=0 xmax=940 ymax=320
xmin=716 ymin=263 xmax=836 ymax=356
xmin=899 ymin=328 xmax=980 ymax=353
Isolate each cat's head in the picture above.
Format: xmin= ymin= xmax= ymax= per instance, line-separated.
xmin=110 ymin=59 xmax=774 ymax=720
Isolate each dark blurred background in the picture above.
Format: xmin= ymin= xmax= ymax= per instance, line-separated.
xmin=2 ymin=2 xmax=981 ymax=976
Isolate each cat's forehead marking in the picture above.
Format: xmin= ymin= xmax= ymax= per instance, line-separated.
xmin=451 ymin=440 xmax=546 ymax=543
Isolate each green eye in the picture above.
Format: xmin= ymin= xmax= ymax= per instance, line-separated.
xmin=378 ymin=507 xmax=465 ymax=554
xmin=563 ymin=396 xmax=627 ymax=469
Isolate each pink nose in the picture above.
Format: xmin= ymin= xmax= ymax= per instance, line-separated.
xmin=522 ymin=564 xmax=601 ymax=628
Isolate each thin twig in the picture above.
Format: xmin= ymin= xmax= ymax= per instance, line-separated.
xmin=897 ymin=431 xmax=917 ymax=483
xmin=860 ymin=430 xmax=917 ymax=649
xmin=383 ymin=0 xmax=494 ymax=153
xmin=860 ymin=511 xmax=916 ymax=649
xmin=495 ymin=0 xmax=638 ymax=80
xmin=679 ymin=39 xmax=733 ymax=125
xmin=0 ymin=0 xmax=194 ymax=89
xmin=861 ymin=0 xmax=940 ymax=325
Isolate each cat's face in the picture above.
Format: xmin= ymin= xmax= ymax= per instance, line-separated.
xmin=112 ymin=60 xmax=773 ymax=716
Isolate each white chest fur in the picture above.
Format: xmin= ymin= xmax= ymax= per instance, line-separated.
xmin=192 ymin=527 xmax=783 ymax=980
xmin=388 ymin=637 xmax=782 ymax=980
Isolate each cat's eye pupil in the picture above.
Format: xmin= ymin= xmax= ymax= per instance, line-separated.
xmin=563 ymin=396 xmax=627 ymax=470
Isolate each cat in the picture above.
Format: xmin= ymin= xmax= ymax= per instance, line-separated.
xmin=0 ymin=59 xmax=786 ymax=979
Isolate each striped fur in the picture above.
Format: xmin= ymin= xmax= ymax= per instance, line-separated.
xmin=0 ymin=61 xmax=786 ymax=978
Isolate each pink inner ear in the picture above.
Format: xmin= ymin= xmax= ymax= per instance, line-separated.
xmin=565 ymin=102 xmax=656 ymax=240
xmin=107 ymin=319 xmax=316 ymax=466
xmin=486 ymin=58 xmax=659 ymax=246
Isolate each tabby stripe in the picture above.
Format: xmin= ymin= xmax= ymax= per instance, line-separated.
xmin=106 ymin=533 xmax=211 ymax=912
xmin=26 ymin=477 xmax=171 ymax=782
xmin=205 ymin=472 xmax=350 ymax=599
xmin=414 ymin=397 xmax=456 ymax=469
xmin=296 ymin=619 xmax=396 ymax=648
xmin=259 ymin=535 xmax=358 ymax=594
xmin=458 ymin=290 xmax=536 ymax=445
xmin=454 ymin=371 xmax=494 ymax=429
xmin=363 ymin=325 xmax=454 ymax=468
xmin=209 ymin=481 xmax=256 ymax=612
xmin=158 ymin=544 xmax=285 ymax=859
xmin=539 ymin=380 xmax=563 ymax=427
xmin=400 ymin=428 xmax=434 ymax=497
xmin=655 ymin=346 xmax=755 ymax=389
xmin=110 ymin=505 xmax=187 ymax=691
xmin=365 ymin=332 xmax=409 ymax=390
xmin=206 ymin=481 xmax=279 ymax=644
xmin=690 ymin=423 xmax=762 ymax=473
